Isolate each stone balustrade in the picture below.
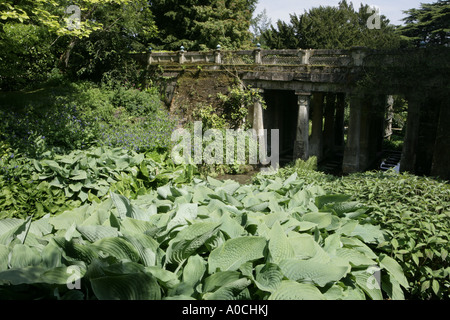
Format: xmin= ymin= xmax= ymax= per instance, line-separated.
xmin=144 ymin=47 xmax=367 ymax=67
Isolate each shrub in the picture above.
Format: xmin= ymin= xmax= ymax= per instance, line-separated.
xmin=258 ymin=162 xmax=450 ymax=300
xmin=0 ymin=175 xmax=409 ymax=300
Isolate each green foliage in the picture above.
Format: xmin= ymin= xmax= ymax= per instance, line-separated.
xmin=193 ymin=105 xmax=228 ymax=130
xmin=0 ymin=81 xmax=175 ymax=155
xmin=218 ymin=85 xmax=266 ymax=130
xmin=262 ymin=0 xmax=402 ymax=50
xmin=0 ymin=146 xmax=197 ymax=220
xmin=149 ymin=0 xmax=258 ymax=50
xmin=259 ymin=163 xmax=450 ymax=300
xmin=0 ymin=0 xmax=158 ymax=89
xmin=0 ymin=174 xmax=408 ymax=300
xmin=398 ymin=0 xmax=450 ymax=47
xmin=0 ymin=22 xmax=56 ymax=90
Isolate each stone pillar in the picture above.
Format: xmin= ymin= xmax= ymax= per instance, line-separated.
xmin=179 ymin=48 xmax=186 ymax=64
xmin=431 ymin=96 xmax=450 ymax=180
xmin=254 ymin=48 xmax=262 ymax=64
xmin=343 ymin=93 xmax=363 ymax=173
xmin=293 ymin=93 xmax=311 ymax=160
xmin=253 ymin=100 xmax=264 ymax=133
xmin=323 ymin=93 xmax=337 ymax=157
xmin=214 ymin=49 xmax=222 ymax=64
xmin=351 ymin=47 xmax=367 ymax=67
xmin=301 ymin=50 xmax=312 ymax=65
xmin=310 ymin=92 xmax=324 ymax=162
xmin=369 ymin=95 xmax=387 ymax=159
xmin=384 ymin=95 xmax=394 ymax=141
xmin=401 ymin=94 xmax=421 ymax=174
xmin=334 ymin=93 xmax=346 ymax=150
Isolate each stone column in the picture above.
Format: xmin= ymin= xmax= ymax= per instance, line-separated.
xmin=343 ymin=94 xmax=363 ymax=173
xmin=301 ymin=50 xmax=312 ymax=65
xmin=309 ymin=92 xmax=324 ymax=162
xmin=293 ymin=93 xmax=311 ymax=160
xmin=253 ymin=99 xmax=265 ymax=134
xmin=384 ymin=95 xmax=394 ymax=141
xmin=254 ymin=48 xmax=262 ymax=64
xmin=334 ymin=93 xmax=346 ymax=150
xmin=214 ymin=49 xmax=222 ymax=64
xmin=401 ymin=93 xmax=421 ymax=174
xmin=323 ymin=93 xmax=337 ymax=157
xmin=431 ymin=96 xmax=450 ymax=180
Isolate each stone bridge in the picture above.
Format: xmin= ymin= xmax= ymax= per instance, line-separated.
xmin=134 ymin=47 xmax=450 ymax=180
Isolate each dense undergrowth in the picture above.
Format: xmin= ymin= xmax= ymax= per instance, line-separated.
xmin=255 ymin=159 xmax=449 ymax=300
xmin=0 ymin=82 xmax=448 ymax=300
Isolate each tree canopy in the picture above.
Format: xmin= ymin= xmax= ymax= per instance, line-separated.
xmin=150 ymin=0 xmax=258 ymax=51
xmin=398 ymin=0 xmax=450 ymax=47
xmin=261 ymin=1 xmax=402 ymax=50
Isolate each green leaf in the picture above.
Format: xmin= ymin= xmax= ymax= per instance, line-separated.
xmin=302 ymin=212 xmax=333 ymax=229
xmin=203 ymin=278 xmax=251 ymax=300
xmin=91 ymin=272 xmax=161 ymax=300
xmin=111 ymin=192 xmax=148 ymax=221
xmin=71 ymin=171 xmax=88 ymax=181
xmin=9 ymin=244 xmax=42 ymax=268
xmin=315 ymin=194 xmax=352 ymax=209
xmin=166 ymin=203 xmax=198 ymax=231
xmin=269 ymin=280 xmax=326 ymax=300
xmin=335 ymin=248 xmax=377 ymax=267
xmin=76 ymin=225 xmax=119 ymax=243
xmin=40 ymin=265 xmax=85 ymax=285
xmin=93 ymin=237 xmax=140 ymax=262
xmin=379 ymin=254 xmax=409 ymax=289
xmin=279 ymin=258 xmax=350 ymax=287
xmin=0 ymin=217 xmax=32 ymax=245
xmin=268 ymin=221 xmax=295 ymax=264
xmin=254 ymin=263 xmax=283 ymax=293
xmin=0 ymin=266 xmax=46 ymax=285
xmin=353 ymin=270 xmax=383 ymax=300
xmin=182 ymin=255 xmax=206 ymax=286
xmin=166 ymin=221 xmax=221 ymax=264
xmin=351 ymin=223 xmax=386 ymax=244
xmin=208 ymin=237 xmax=267 ymax=273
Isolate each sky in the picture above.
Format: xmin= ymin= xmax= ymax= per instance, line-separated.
xmin=255 ymin=0 xmax=426 ymax=26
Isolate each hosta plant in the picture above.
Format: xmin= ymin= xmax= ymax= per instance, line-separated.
xmin=0 ymin=174 xmax=408 ymax=300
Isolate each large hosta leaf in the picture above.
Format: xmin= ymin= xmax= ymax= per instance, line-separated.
xmin=93 ymin=237 xmax=140 ymax=262
xmin=0 ymin=217 xmax=32 ymax=245
xmin=379 ymin=254 xmax=409 ymax=289
xmin=203 ymin=278 xmax=251 ymax=300
xmin=268 ymin=222 xmax=294 ymax=264
xmin=91 ymin=272 xmax=161 ymax=300
xmin=279 ymin=258 xmax=350 ymax=287
xmin=76 ymin=225 xmax=119 ymax=243
xmin=166 ymin=222 xmax=221 ymax=265
xmin=254 ymin=263 xmax=283 ymax=293
xmin=111 ymin=192 xmax=148 ymax=221
xmin=353 ymin=270 xmax=383 ymax=300
xmin=269 ymin=280 xmax=326 ymax=300
xmin=208 ymin=237 xmax=267 ymax=273
xmin=9 ymin=244 xmax=42 ymax=268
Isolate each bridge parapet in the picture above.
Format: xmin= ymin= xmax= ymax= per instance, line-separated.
xmin=144 ymin=47 xmax=362 ymax=67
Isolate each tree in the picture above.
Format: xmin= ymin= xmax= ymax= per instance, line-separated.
xmin=149 ymin=0 xmax=258 ymax=51
xmin=0 ymin=0 xmax=158 ymax=88
xmin=262 ymin=1 xmax=401 ymax=50
xmin=398 ymin=0 xmax=450 ymax=47
xmin=250 ymin=8 xmax=272 ymax=46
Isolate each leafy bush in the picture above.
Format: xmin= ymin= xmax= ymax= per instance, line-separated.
xmin=259 ymin=161 xmax=450 ymax=300
xmin=0 ymin=175 xmax=409 ymax=300
xmin=0 ymin=147 xmax=197 ymax=220
xmin=112 ymin=86 xmax=160 ymax=117
xmin=0 ymin=81 xmax=177 ymax=155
